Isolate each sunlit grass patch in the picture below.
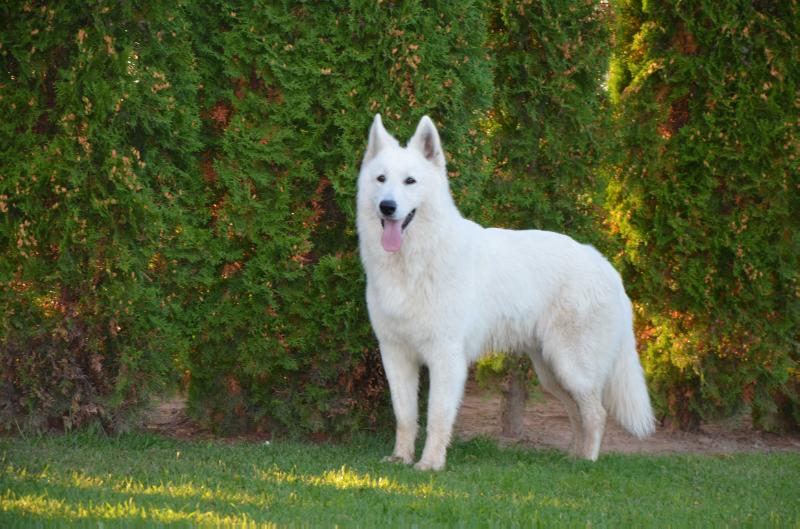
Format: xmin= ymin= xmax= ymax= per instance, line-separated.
xmin=2 ymin=489 xmax=276 ymax=528
xmin=1 ymin=433 xmax=798 ymax=528
xmin=256 ymin=464 xmax=462 ymax=500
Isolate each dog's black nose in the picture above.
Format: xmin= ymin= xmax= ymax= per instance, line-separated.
xmin=379 ymin=200 xmax=397 ymax=216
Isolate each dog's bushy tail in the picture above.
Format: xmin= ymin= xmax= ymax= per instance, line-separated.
xmin=603 ymin=324 xmax=656 ymax=439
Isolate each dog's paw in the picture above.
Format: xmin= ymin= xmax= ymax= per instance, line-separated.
xmin=382 ymin=455 xmax=413 ymax=465
xmin=413 ymin=458 xmax=445 ymax=471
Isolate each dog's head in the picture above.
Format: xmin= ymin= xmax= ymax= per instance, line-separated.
xmin=357 ymin=114 xmax=449 ymax=253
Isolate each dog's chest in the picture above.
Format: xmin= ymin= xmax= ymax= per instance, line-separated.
xmin=368 ymin=268 xmax=436 ymax=316
xmin=366 ymin=261 xmax=463 ymax=342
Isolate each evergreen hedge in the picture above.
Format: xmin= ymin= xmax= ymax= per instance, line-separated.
xmin=170 ymin=2 xmax=494 ymax=436
xmin=0 ymin=3 xmax=201 ymax=430
xmin=607 ymin=0 xmax=799 ymax=430
xmin=484 ymin=0 xmax=612 ymax=241
xmin=1 ymin=1 xmax=492 ymax=435
xmin=3 ymin=1 xmax=797 ymax=436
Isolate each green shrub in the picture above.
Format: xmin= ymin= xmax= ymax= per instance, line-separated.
xmin=607 ymin=0 xmax=799 ymax=430
xmin=176 ymin=1 xmax=494 ymax=436
xmin=0 ymin=3 xmax=201 ymax=431
xmin=482 ymin=0 xmax=613 ymax=239
xmin=5 ymin=0 xmax=795 ymax=439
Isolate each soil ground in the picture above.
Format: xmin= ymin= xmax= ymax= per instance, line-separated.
xmin=143 ymin=381 xmax=800 ymax=455
xmin=456 ymin=382 xmax=800 ymax=455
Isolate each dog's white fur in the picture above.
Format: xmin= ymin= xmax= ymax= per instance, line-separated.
xmin=357 ymin=115 xmax=655 ymax=470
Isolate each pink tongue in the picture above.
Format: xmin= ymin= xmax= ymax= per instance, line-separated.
xmin=381 ymin=219 xmax=403 ymax=252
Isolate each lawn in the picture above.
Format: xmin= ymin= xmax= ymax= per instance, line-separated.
xmin=1 ymin=432 xmax=798 ymax=528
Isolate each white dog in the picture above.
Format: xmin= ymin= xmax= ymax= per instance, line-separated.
xmin=357 ymin=115 xmax=655 ymax=470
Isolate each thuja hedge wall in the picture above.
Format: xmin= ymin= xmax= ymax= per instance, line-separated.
xmin=483 ymin=0 xmax=612 ymax=241
xmin=0 ymin=2 xmax=203 ymax=431
xmin=177 ymin=1 xmax=493 ymax=436
xmin=607 ymin=0 xmax=799 ymax=430
xmin=2 ymin=1 xmax=797 ymax=435
xmin=0 ymin=1 xmax=493 ymax=434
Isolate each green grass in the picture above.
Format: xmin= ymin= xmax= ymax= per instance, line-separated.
xmin=1 ymin=432 xmax=798 ymax=528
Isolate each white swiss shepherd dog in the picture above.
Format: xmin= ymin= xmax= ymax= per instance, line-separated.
xmin=357 ymin=114 xmax=655 ymax=470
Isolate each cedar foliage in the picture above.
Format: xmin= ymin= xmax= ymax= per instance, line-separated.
xmin=172 ymin=2 xmax=494 ymax=436
xmin=484 ymin=0 xmax=612 ymax=240
xmin=2 ymin=1 xmax=797 ymax=436
xmin=0 ymin=3 xmax=201 ymax=431
xmin=0 ymin=1 xmax=492 ymax=435
xmin=607 ymin=0 xmax=799 ymax=430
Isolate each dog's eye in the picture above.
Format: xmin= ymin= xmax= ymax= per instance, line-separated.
xmin=376 ymin=175 xmax=386 ymax=183
xmin=404 ymin=177 xmax=416 ymax=185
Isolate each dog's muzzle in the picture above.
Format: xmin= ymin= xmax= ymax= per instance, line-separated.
xmin=379 ymin=208 xmax=416 ymax=252
xmin=380 ymin=209 xmax=416 ymax=230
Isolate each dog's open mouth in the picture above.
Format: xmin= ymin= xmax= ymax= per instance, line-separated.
xmin=380 ymin=209 xmax=416 ymax=252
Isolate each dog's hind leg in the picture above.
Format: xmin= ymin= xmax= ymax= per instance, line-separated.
xmin=529 ymin=351 xmax=583 ymax=457
xmin=415 ymin=351 xmax=468 ymax=471
xmin=540 ymin=296 xmax=618 ymax=461
xmin=547 ymin=352 xmax=607 ymax=461
xmin=573 ymin=391 xmax=606 ymax=461
xmin=381 ymin=345 xmax=420 ymax=465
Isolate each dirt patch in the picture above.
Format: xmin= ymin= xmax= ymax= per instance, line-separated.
xmin=143 ymin=385 xmax=800 ymax=455
xmin=455 ymin=382 xmax=800 ymax=455
xmin=141 ymin=396 xmax=208 ymax=440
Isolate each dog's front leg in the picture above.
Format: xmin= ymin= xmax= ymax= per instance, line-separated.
xmin=415 ymin=353 xmax=468 ymax=471
xmin=381 ymin=346 xmax=420 ymax=465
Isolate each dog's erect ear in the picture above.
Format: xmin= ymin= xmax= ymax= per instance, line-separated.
xmin=363 ymin=114 xmax=398 ymax=165
xmin=408 ymin=115 xmax=445 ymax=167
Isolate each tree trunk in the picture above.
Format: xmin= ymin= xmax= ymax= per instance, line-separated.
xmin=501 ymin=367 xmax=528 ymax=438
